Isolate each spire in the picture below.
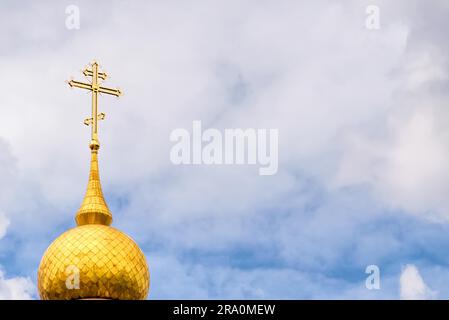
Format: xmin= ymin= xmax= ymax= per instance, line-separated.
xmin=68 ymin=61 xmax=122 ymax=226
xmin=76 ymin=146 xmax=113 ymax=225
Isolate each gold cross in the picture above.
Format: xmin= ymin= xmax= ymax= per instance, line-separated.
xmin=68 ymin=61 xmax=122 ymax=150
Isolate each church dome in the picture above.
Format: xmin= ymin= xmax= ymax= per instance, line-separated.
xmin=38 ymin=224 xmax=149 ymax=300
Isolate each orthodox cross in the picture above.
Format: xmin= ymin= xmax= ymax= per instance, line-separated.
xmin=68 ymin=61 xmax=122 ymax=149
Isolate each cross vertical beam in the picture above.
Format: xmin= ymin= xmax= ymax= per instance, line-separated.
xmin=91 ymin=62 xmax=99 ymax=144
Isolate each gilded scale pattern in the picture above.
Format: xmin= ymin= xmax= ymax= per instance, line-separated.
xmin=38 ymin=225 xmax=149 ymax=300
xmin=37 ymin=61 xmax=149 ymax=300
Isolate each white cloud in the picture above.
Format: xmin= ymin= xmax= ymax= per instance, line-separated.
xmin=329 ymin=0 xmax=449 ymax=221
xmin=0 ymin=270 xmax=35 ymax=300
xmin=400 ymin=264 xmax=436 ymax=300
xmin=334 ymin=31 xmax=449 ymax=220
xmin=0 ymin=212 xmax=9 ymax=239
xmin=0 ymin=138 xmax=13 ymax=240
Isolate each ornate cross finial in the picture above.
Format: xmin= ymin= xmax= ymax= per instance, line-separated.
xmin=68 ymin=61 xmax=122 ymax=151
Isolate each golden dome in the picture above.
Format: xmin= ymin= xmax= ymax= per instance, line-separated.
xmin=38 ymin=224 xmax=149 ymax=300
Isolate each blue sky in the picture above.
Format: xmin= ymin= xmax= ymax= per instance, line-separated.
xmin=0 ymin=0 xmax=449 ymax=299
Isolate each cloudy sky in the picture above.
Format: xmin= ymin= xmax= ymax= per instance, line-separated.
xmin=0 ymin=0 xmax=449 ymax=299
